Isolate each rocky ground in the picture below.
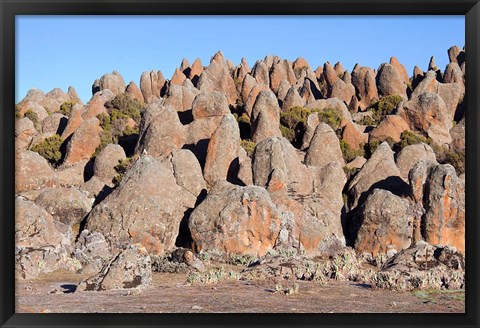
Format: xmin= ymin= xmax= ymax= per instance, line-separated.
xmin=15 ymin=46 xmax=466 ymax=313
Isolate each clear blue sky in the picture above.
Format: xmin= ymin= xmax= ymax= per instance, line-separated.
xmin=16 ymin=16 xmax=464 ymax=103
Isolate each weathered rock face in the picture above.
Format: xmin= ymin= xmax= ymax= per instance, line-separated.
xmin=305 ymin=123 xmax=345 ymax=168
xmin=77 ymin=244 xmax=152 ymax=291
xmin=189 ymin=181 xmax=283 ymax=256
xmin=189 ymin=58 xmax=204 ymax=82
xmin=353 ymin=189 xmax=414 ymax=256
xmin=172 ymin=149 xmax=206 ymax=198
xmin=351 ymin=64 xmax=378 ymax=109
xmin=389 ymin=57 xmax=410 ymax=84
xmin=15 ymin=197 xmax=80 ymax=279
xmin=93 ymin=144 xmax=127 ymax=184
xmin=163 ymin=83 xmax=199 ymax=114
xmin=443 ymin=62 xmax=464 ymax=84
xmin=35 ymin=187 xmax=94 ymax=225
xmin=399 ymin=92 xmax=452 ymax=144
xmin=140 ymin=70 xmax=166 ymax=103
xmin=197 ymin=52 xmax=237 ymax=105
xmin=203 ymin=114 xmax=241 ymax=187
xmin=64 ymin=117 xmax=102 ymax=165
xmin=342 ymin=122 xmax=368 ymax=150
xmin=191 ymin=91 xmax=230 ymax=120
xmin=41 ymin=113 xmax=68 ymax=135
xmin=15 ymin=117 xmax=37 ymax=151
xmin=245 ymin=84 xmax=270 ymax=118
xmin=450 ymin=117 xmax=465 ymax=151
xmin=250 ymin=90 xmax=282 ymax=143
xmin=16 ymin=150 xmax=55 ymax=192
xmin=170 ymin=68 xmax=187 ymax=86
xmin=281 ymin=86 xmax=306 ymax=111
xmin=93 ymin=71 xmax=126 ymax=95
xmin=270 ymin=59 xmax=296 ymax=93
xmin=300 ymin=113 xmax=321 ymax=150
xmin=396 ymin=143 xmax=437 ymax=181
xmin=61 ymin=104 xmax=86 ymax=139
xmin=253 ymin=137 xmax=313 ymax=195
xmin=347 ymin=142 xmax=406 ymax=209
xmin=369 ymin=115 xmax=410 ymax=143
xmin=85 ymin=155 xmax=194 ymax=255
xmin=376 ymin=63 xmax=407 ymax=99
xmin=125 ymin=81 xmax=144 ymax=103
xmin=73 ymin=229 xmax=112 ymax=275
xmin=240 ymin=74 xmax=258 ymax=105
xmin=136 ymin=103 xmax=186 ymax=158
xmin=251 ymin=61 xmax=270 ymax=86
xmin=330 ymin=79 xmax=356 ymax=104
xmin=422 ymin=164 xmax=465 ymax=253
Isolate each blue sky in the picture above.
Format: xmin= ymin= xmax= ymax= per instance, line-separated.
xmin=16 ymin=16 xmax=464 ymax=103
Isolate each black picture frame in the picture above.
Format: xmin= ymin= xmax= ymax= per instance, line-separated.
xmin=1 ymin=1 xmax=479 ymax=327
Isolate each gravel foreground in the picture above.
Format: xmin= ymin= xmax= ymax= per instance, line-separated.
xmin=16 ymin=270 xmax=464 ymax=313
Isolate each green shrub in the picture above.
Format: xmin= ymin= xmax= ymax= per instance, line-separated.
xmin=112 ymin=155 xmax=138 ymax=185
xmin=343 ymin=166 xmax=360 ymax=180
xmin=31 ymin=134 xmax=64 ymax=164
xmin=340 ymin=140 xmax=365 ymax=163
xmin=399 ymin=130 xmax=432 ymax=149
xmin=317 ymin=107 xmax=342 ymax=132
xmin=431 ymin=144 xmax=465 ymax=175
xmin=357 ymin=115 xmax=376 ymax=126
xmin=105 ymin=93 xmax=144 ymax=125
xmin=368 ymin=95 xmax=403 ymax=123
xmin=95 ymin=94 xmax=145 ymax=155
xmin=24 ymin=110 xmax=39 ymax=128
xmin=15 ymin=105 xmax=22 ymax=119
xmin=240 ymin=139 xmax=256 ymax=157
xmin=59 ymin=101 xmax=75 ymax=117
xmin=280 ymin=124 xmax=296 ymax=143
xmin=365 ymin=140 xmax=380 ymax=157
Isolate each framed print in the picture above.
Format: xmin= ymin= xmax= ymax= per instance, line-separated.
xmin=1 ymin=0 xmax=479 ymax=327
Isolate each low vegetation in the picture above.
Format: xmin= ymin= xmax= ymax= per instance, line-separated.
xmin=95 ymin=94 xmax=144 ymax=156
xmin=31 ymin=134 xmax=64 ymax=165
xmin=240 ymin=139 xmax=256 ymax=157
xmin=113 ymin=154 xmax=138 ymax=185
xmin=340 ymin=140 xmax=365 ymax=163
xmin=368 ymin=95 xmax=404 ymax=123
xmin=59 ymin=101 xmax=75 ymax=117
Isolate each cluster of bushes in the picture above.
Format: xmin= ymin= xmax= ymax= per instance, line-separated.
xmin=31 ymin=134 xmax=64 ymax=165
xmin=112 ymin=154 xmax=139 ymax=185
xmin=340 ymin=140 xmax=365 ymax=163
xmin=95 ymin=94 xmax=144 ymax=156
xmin=24 ymin=110 xmax=40 ymax=130
xmin=367 ymin=95 xmax=404 ymax=123
xmin=60 ymin=101 xmax=75 ymax=117
xmin=240 ymin=139 xmax=256 ymax=157
xmin=280 ymin=106 xmax=342 ymax=147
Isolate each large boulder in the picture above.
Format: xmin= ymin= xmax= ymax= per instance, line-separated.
xmin=73 ymin=229 xmax=112 ymax=275
xmin=253 ymin=137 xmax=313 ymax=195
xmin=342 ymin=122 xmax=368 ymax=150
xmin=63 ymin=117 xmax=102 ymax=165
xmin=422 ymin=164 xmax=465 ymax=253
xmin=399 ymin=92 xmax=452 ymax=145
xmin=41 ymin=113 xmax=68 ymax=135
xmin=250 ymin=90 xmax=282 ymax=143
xmin=93 ymin=144 xmax=127 ymax=184
xmin=191 ymin=91 xmax=230 ymax=120
xmin=197 ymin=51 xmax=237 ymax=105
xmin=77 ymin=244 xmax=152 ymax=291
xmin=93 ymin=71 xmax=126 ymax=95
xmin=15 ymin=150 xmax=55 ymax=192
xmin=203 ymin=114 xmax=240 ymax=187
xmin=171 ymin=149 xmax=207 ymax=198
xmin=305 ymin=98 xmax=353 ymax=128
xmin=376 ymin=63 xmax=407 ymax=99
xmin=251 ymin=61 xmax=270 ymax=86
xmin=351 ymin=64 xmax=378 ymax=110
xmin=281 ymin=87 xmax=306 ymax=111
xmin=135 ymin=103 xmax=186 ymax=158
xmin=347 ymin=142 xmax=407 ymax=209
xmin=15 ymin=117 xmax=37 ymax=151
xmin=140 ymin=70 xmax=166 ymax=103
xmin=269 ymin=59 xmax=296 ymax=93
xmin=353 ymin=189 xmax=414 ymax=256
xmin=189 ymin=181 xmax=283 ymax=256
xmin=85 ymin=155 xmax=195 ymax=255
xmin=35 ymin=187 xmax=94 ymax=225
xmin=389 ymin=57 xmax=410 ymax=84
xmin=396 ymin=143 xmax=437 ymax=181
xmin=305 ymin=123 xmax=345 ymax=168
xmin=15 ymin=197 xmax=80 ymax=279
xmin=125 ymin=81 xmax=144 ymax=103
xmin=369 ymin=115 xmax=410 ymax=143
xmin=330 ymin=79 xmax=356 ymax=104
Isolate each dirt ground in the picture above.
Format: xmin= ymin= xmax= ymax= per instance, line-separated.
xmin=15 ymin=270 xmax=464 ymax=313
